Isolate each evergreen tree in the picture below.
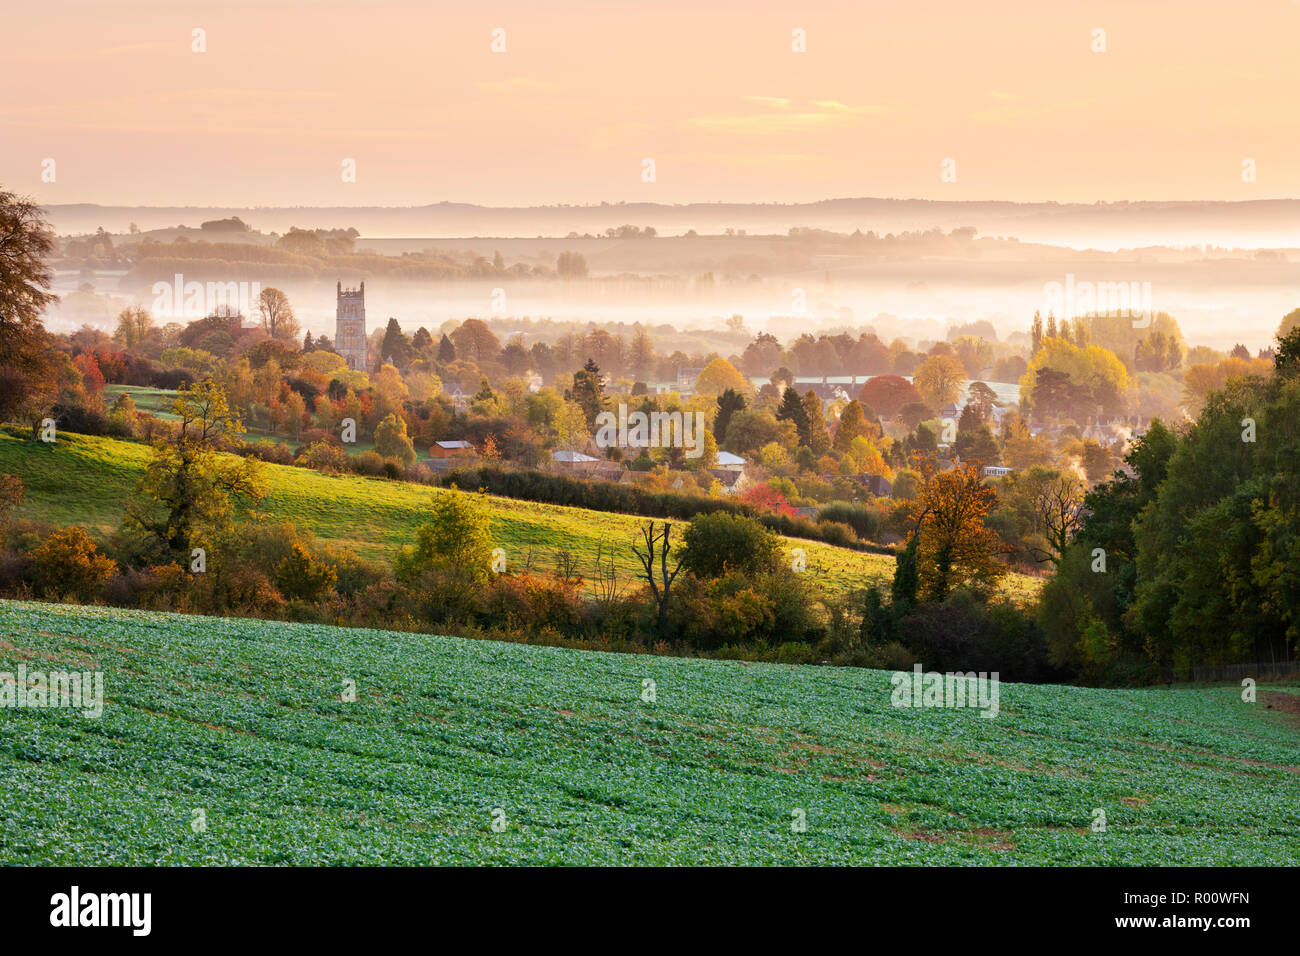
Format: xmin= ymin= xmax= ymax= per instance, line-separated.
xmin=437 ymin=334 xmax=456 ymax=363
xmin=776 ymin=386 xmax=811 ymax=446
xmin=380 ymin=317 xmax=411 ymax=367
xmin=713 ymin=388 xmax=747 ymax=447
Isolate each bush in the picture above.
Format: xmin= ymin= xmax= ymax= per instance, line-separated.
xmin=350 ymin=450 xmax=386 ymax=476
xmin=680 ymin=512 xmax=781 ymax=579
xmin=394 ymin=489 xmax=493 ymax=584
xmin=817 ymin=501 xmax=884 ymax=541
xmin=274 ymin=543 xmax=338 ymax=601
xmin=31 ymin=526 xmax=116 ymax=601
xmin=296 ymin=439 xmax=351 ymax=474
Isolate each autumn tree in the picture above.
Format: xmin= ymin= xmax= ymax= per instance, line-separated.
xmin=832 ymin=400 xmax=872 ymax=453
xmin=694 ymin=357 xmax=749 ymax=397
xmin=802 ymin=390 xmax=831 ymax=455
xmin=0 ymin=190 xmax=60 ymax=427
xmin=912 ymin=353 xmax=966 ymax=409
xmin=374 ymin=412 xmax=416 ymax=467
xmin=859 ymin=375 xmax=922 ymax=419
xmin=126 ymin=381 xmax=264 ymax=561
xmin=909 ymin=460 xmax=1007 ymax=601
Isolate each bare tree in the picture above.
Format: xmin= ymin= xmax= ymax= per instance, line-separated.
xmin=631 ymin=521 xmax=684 ymax=632
xmin=257 ymin=287 xmax=298 ymax=341
xmin=1030 ymin=473 xmax=1086 ymax=566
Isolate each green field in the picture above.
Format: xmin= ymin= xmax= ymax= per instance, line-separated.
xmin=0 ymin=599 xmax=1294 ymax=864
xmin=102 ymin=385 xmax=181 ymax=421
xmin=0 ymin=430 xmax=1043 ymax=601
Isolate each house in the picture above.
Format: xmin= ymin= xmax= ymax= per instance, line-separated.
xmin=939 ymin=402 xmax=962 ymax=421
xmin=709 ymin=468 xmax=747 ymax=494
xmin=983 ymin=465 xmax=1014 ymax=478
xmin=444 ymin=385 xmax=470 ymax=410
xmin=715 ymin=451 xmax=746 ymax=471
xmin=429 ymin=440 xmax=476 ymax=460
xmin=862 ymin=474 xmax=892 ymax=497
xmin=552 ymin=449 xmax=623 ymax=479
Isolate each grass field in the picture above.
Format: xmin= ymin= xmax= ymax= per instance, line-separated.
xmin=0 ymin=430 xmax=1043 ymax=602
xmin=102 ymin=385 xmax=181 ymax=421
xmin=0 ymin=599 xmax=1294 ymax=865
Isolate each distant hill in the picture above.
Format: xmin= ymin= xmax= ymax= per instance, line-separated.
xmin=43 ymin=197 xmax=1300 ymax=250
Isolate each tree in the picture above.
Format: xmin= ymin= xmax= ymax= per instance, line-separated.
xmin=802 ymin=390 xmax=831 ymax=455
xmin=776 ymin=385 xmax=811 ymax=446
xmin=257 ymin=287 xmax=299 ymax=341
xmin=966 ymin=381 xmax=998 ymax=421
xmin=723 ymin=408 xmax=793 ymax=454
xmin=859 ymin=375 xmax=922 ymax=419
xmin=1029 ymin=472 xmax=1085 ymax=566
xmin=32 ymin=526 xmax=116 ymax=601
xmin=567 ymin=358 xmax=606 ymax=427
xmin=0 ymin=191 xmax=60 ymax=427
xmin=680 ymin=512 xmax=781 ymax=579
xmin=832 ymin=400 xmax=872 ymax=453
xmin=450 ymin=318 xmax=500 ymax=365
xmin=912 ymin=354 xmax=966 ymax=409
xmin=113 ymin=306 xmax=154 ymax=349
xmin=274 ymin=544 xmax=337 ymax=601
xmin=374 ymin=412 xmax=416 ymax=467
xmin=126 ymin=381 xmax=264 ymax=560
xmin=713 ymin=388 xmax=747 ymax=446
xmin=0 ymin=190 xmax=57 ymax=363
xmin=631 ymin=521 xmax=685 ymax=632
xmin=380 ymin=317 xmax=411 ymax=367
xmin=557 ymin=251 xmax=589 ymax=277
xmin=694 ymin=357 xmax=749 ymax=397
xmin=910 ymin=461 xmax=1006 ymax=601
xmin=437 ymin=334 xmax=456 ymax=363
xmin=394 ymin=489 xmax=493 ymax=584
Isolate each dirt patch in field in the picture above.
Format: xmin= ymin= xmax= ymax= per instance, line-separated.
xmin=1263 ymin=691 xmax=1300 ymax=724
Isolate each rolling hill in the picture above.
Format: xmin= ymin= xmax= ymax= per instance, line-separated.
xmin=0 ymin=430 xmax=1043 ymax=602
xmin=0 ymin=600 xmax=1294 ymax=865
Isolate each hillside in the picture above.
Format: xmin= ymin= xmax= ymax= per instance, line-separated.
xmin=0 ymin=430 xmax=1042 ymax=602
xmin=0 ymin=600 xmax=1294 ymax=865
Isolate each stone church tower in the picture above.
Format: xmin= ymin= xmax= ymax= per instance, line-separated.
xmin=335 ymin=280 xmax=367 ymax=371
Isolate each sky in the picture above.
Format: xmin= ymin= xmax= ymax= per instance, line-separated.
xmin=4 ymin=0 xmax=1299 ymax=207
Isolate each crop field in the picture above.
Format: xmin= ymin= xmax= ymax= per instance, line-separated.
xmin=0 ymin=600 xmax=1295 ymax=865
xmin=102 ymin=385 xmax=181 ymax=421
xmin=0 ymin=430 xmax=1043 ymax=602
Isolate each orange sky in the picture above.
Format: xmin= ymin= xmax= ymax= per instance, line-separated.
xmin=4 ymin=0 xmax=1298 ymax=207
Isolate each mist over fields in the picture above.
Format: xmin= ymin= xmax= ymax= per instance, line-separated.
xmin=44 ymin=197 xmax=1300 ymax=352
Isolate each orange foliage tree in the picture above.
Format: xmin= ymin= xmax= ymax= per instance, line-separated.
xmin=906 ymin=459 xmax=1007 ymax=601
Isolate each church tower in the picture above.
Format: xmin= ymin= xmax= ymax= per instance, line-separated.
xmin=335 ymin=280 xmax=367 ymax=371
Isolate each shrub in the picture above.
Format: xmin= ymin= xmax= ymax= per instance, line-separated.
xmin=31 ymin=526 xmax=116 ymax=600
xmin=296 ymin=439 xmax=351 ymax=474
xmin=350 ymin=450 xmax=386 ymax=476
xmin=274 ymin=543 xmax=338 ymax=601
xmin=394 ymin=489 xmax=493 ymax=584
xmin=680 ymin=512 xmax=781 ymax=579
